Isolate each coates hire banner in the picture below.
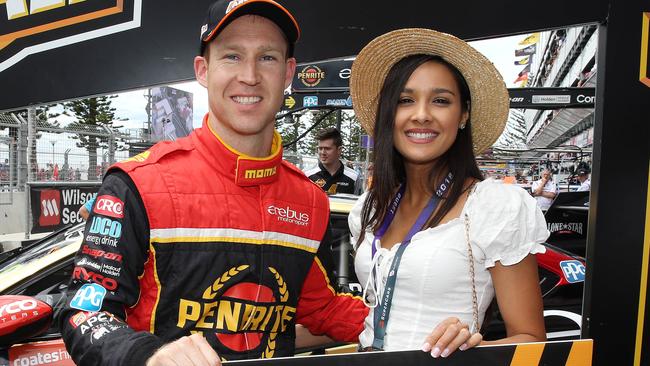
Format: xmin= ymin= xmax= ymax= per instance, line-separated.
xmin=292 ymin=57 xmax=353 ymax=93
xmin=30 ymin=185 xmax=98 ymax=234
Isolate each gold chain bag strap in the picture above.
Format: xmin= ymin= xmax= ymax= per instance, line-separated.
xmin=463 ymin=184 xmax=480 ymax=334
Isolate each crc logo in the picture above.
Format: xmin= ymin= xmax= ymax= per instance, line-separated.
xmin=560 ymin=260 xmax=586 ymax=283
xmin=39 ymin=189 xmax=61 ymax=226
xmin=70 ymin=283 xmax=107 ymax=312
xmin=297 ymin=65 xmax=325 ymax=87
xmin=303 ymin=96 xmax=318 ymax=107
xmin=93 ymin=195 xmax=124 ymax=218
xmin=0 ymin=0 xmax=142 ymax=72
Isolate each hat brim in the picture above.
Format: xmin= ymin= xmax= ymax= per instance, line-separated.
xmin=202 ymin=0 xmax=300 ymax=51
xmin=350 ymin=28 xmax=510 ymax=155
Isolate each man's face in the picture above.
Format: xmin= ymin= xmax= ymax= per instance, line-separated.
xmin=542 ymin=171 xmax=551 ymax=180
xmin=317 ymin=139 xmax=342 ymax=166
xmin=194 ymin=15 xmax=296 ymax=142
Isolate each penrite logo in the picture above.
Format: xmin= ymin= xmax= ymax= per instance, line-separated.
xmin=0 ymin=0 xmax=143 ymax=73
xmin=39 ymin=189 xmax=61 ymax=226
xmin=297 ymin=65 xmax=325 ymax=87
xmin=178 ymin=266 xmax=294 ymax=358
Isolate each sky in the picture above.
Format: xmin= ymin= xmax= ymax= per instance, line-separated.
xmin=103 ymin=33 xmax=533 ymax=132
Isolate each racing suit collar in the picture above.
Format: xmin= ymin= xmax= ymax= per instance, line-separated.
xmin=195 ymin=114 xmax=283 ymax=186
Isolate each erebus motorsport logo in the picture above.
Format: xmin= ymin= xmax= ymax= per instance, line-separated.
xmin=0 ymin=0 xmax=142 ymax=72
xmin=267 ymin=204 xmax=309 ymax=226
xmin=39 ymin=189 xmax=60 ymax=226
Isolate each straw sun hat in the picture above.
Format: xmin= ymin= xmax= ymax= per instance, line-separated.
xmin=350 ymin=28 xmax=510 ymax=155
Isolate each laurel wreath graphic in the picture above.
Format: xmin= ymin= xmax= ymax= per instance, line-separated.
xmin=202 ymin=265 xmax=249 ymax=300
xmin=268 ymin=267 xmax=289 ymax=302
xmin=201 ymin=265 xmax=290 ymax=358
xmin=261 ymin=331 xmax=278 ymax=358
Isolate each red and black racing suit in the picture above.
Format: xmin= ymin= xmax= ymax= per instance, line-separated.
xmin=55 ymin=116 xmax=368 ymax=365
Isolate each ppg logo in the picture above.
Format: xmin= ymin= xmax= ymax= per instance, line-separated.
xmin=303 ymin=96 xmax=318 ymax=107
xmin=70 ymin=284 xmax=107 ymax=312
xmin=560 ymin=260 xmax=586 ymax=283
xmin=39 ymin=189 xmax=61 ymax=226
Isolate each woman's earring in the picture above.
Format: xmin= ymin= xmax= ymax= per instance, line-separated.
xmin=459 ymin=123 xmax=466 ymax=130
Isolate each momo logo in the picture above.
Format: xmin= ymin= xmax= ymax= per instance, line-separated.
xmin=93 ymin=195 xmax=124 ymax=218
xmin=39 ymin=189 xmax=60 ymax=226
xmin=177 ymin=266 xmax=294 ymax=358
xmin=244 ymin=167 xmax=277 ymax=180
xmin=0 ymin=0 xmax=143 ymax=72
xmin=297 ymin=65 xmax=325 ymax=87
xmin=267 ymin=205 xmax=309 ymax=226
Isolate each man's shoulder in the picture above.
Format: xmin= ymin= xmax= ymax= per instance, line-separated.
xmin=113 ymin=136 xmax=195 ymax=173
xmin=303 ymin=165 xmax=322 ymax=178
xmin=342 ymin=165 xmax=359 ymax=181
xmin=281 ymin=162 xmax=329 ymax=201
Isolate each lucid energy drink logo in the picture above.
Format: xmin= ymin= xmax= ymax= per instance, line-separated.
xmin=0 ymin=0 xmax=143 ymax=72
xmin=39 ymin=189 xmax=60 ymax=226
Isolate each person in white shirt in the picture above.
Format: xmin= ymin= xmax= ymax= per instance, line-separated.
xmin=576 ymin=167 xmax=591 ymax=192
xmin=348 ymin=28 xmax=547 ymax=358
xmin=531 ymin=169 xmax=558 ymax=210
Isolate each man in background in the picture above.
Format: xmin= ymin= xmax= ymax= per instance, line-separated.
xmin=576 ymin=167 xmax=591 ymax=191
xmin=531 ymin=168 xmax=558 ymax=211
xmin=305 ymin=127 xmax=361 ymax=194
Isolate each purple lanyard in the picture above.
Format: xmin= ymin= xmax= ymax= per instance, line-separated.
xmin=371 ymin=172 xmax=454 ymax=258
xmin=370 ymin=172 xmax=453 ymax=350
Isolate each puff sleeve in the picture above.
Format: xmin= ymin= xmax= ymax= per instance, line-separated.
xmin=465 ymin=181 xmax=549 ymax=269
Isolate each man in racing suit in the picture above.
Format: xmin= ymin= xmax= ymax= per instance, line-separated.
xmin=55 ymin=1 xmax=367 ymax=365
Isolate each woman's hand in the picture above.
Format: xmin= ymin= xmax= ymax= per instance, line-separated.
xmin=421 ymin=317 xmax=482 ymax=358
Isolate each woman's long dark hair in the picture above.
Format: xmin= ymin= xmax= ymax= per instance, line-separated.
xmin=357 ymin=54 xmax=483 ymax=246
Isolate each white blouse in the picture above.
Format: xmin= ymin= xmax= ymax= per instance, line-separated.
xmin=349 ymin=179 xmax=549 ymax=351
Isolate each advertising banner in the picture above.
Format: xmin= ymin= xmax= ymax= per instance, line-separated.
xmin=150 ymin=86 xmax=194 ymax=141
xmin=281 ymin=93 xmax=352 ymax=112
xmin=29 ymin=185 xmax=99 ymax=234
xmin=291 ymin=58 xmax=353 ymax=93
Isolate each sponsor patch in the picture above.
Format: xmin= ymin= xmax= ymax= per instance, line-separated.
xmin=70 ymin=284 xmax=107 ymax=312
xmin=88 ymin=216 xmax=122 ymax=239
xmin=82 ymin=245 xmax=123 ymax=262
xmin=267 ymin=205 xmax=310 ymax=226
xmin=560 ymin=260 xmax=586 ymax=283
xmin=69 ymin=311 xmax=97 ymax=329
xmin=73 ymin=267 xmax=118 ymax=291
xmin=76 ymin=257 xmax=102 ymax=271
xmin=93 ymin=195 xmax=124 ymax=219
xmin=85 ymin=233 xmax=119 ymax=247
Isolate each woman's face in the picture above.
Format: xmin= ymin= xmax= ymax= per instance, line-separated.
xmin=393 ymin=61 xmax=469 ymax=166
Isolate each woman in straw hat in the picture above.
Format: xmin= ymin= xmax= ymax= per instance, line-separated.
xmin=348 ymin=29 xmax=548 ymax=357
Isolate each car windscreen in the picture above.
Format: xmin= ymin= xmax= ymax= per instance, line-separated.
xmin=0 ymin=225 xmax=83 ymax=278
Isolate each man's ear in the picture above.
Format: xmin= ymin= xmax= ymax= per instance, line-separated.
xmin=194 ymin=55 xmax=208 ymax=88
xmin=285 ymin=57 xmax=297 ymax=89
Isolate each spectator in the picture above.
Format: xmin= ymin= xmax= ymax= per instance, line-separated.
xmin=531 ymin=169 xmax=557 ymax=210
xmin=305 ymin=127 xmax=361 ymax=194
